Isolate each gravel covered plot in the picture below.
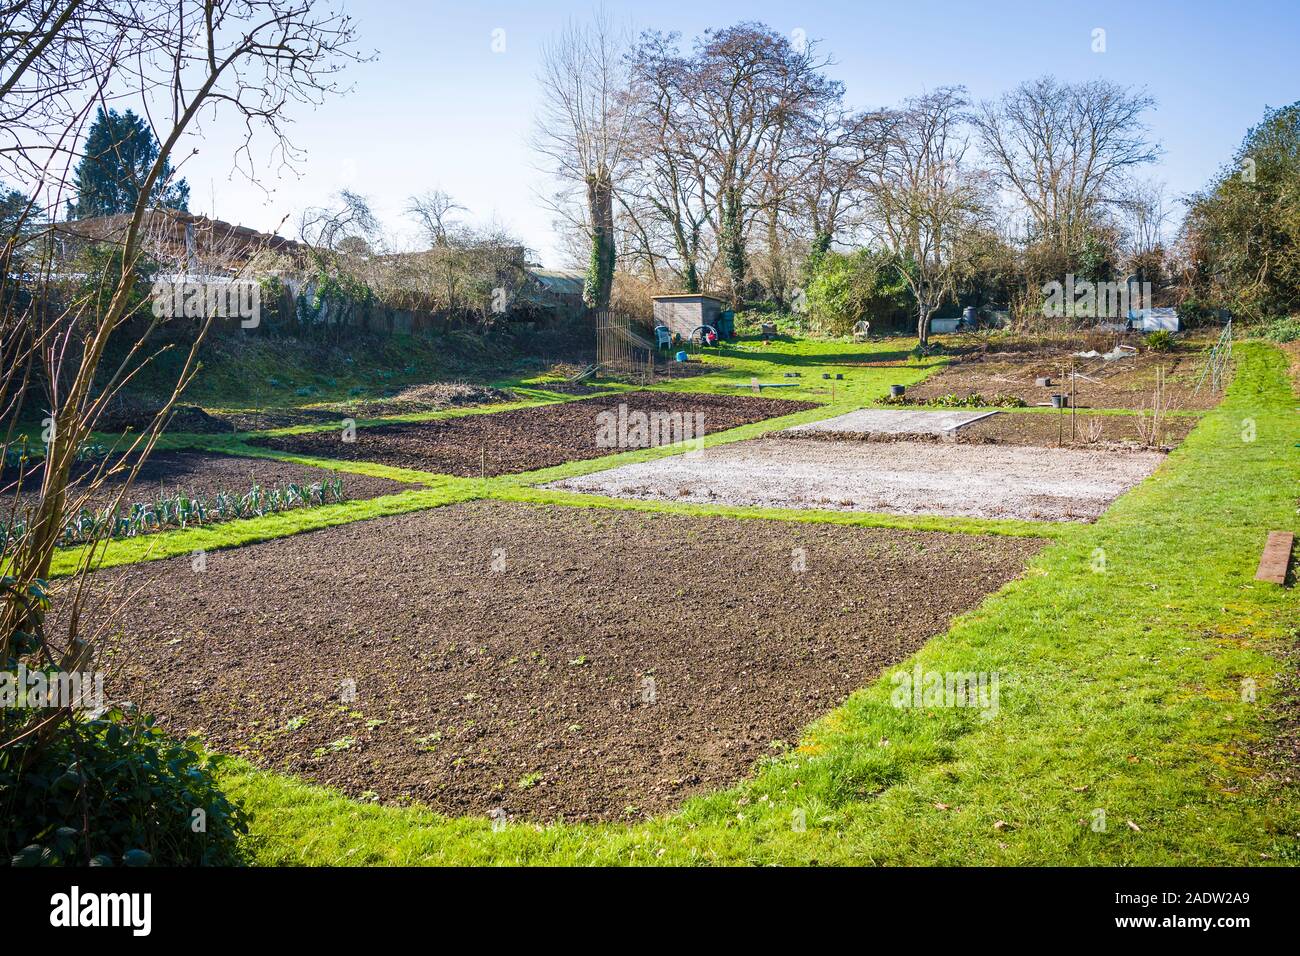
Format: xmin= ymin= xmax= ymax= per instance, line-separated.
xmin=550 ymin=438 xmax=1165 ymax=522
xmin=906 ymin=349 xmax=1223 ymax=410
xmin=79 ymin=500 xmax=1044 ymax=822
xmin=250 ymin=390 xmax=817 ymax=477
xmin=1 ymin=450 xmax=415 ymax=518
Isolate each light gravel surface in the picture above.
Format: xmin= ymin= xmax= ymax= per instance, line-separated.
xmin=784 ymin=408 xmax=997 ymax=436
xmin=549 ymin=438 xmax=1165 ymax=522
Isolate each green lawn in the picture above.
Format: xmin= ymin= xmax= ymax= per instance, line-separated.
xmin=209 ymin=340 xmax=1299 ymax=866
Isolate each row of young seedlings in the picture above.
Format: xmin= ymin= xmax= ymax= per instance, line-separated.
xmin=3 ymin=439 xmax=109 ymax=470
xmin=0 ymin=478 xmax=347 ymax=552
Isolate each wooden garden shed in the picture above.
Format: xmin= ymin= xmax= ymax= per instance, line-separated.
xmin=652 ymin=293 xmax=724 ymax=338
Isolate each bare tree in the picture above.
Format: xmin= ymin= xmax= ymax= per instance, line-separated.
xmin=1116 ymin=176 xmax=1171 ymax=258
xmin=405 ymin=188 xmax=465 ymax=247
xmin=867 ymin=87 xmax=990 ymax=346
xmin=972 ymin=76 xmax=1158 ymax=268
xmin=300 ymin=188 xmax=380 ymax=252
xmin=678 ymin=23 xmax=836 ymax=302
xmin=535 ymin=9 xmax=632 ymax=310
xmin=1 ymin=0 xmax=360 ymax=804
xmin=794 ymin=105 xmax=893 ymax=260
xmin=620 ymin=30 xmax=710 ymax=291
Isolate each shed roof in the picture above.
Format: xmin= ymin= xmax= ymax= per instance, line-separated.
xmin=528 ymin=268 xmax=586 ymax=296
xmin=652 ymin=292 xmax=725 ymax=302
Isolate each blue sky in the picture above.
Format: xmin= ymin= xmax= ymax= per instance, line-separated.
xmin=175 ymin=0 xmax=1300 ymax=267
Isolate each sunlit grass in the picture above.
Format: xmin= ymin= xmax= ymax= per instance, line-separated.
xmin=217 ymin=342 xmax=1300 ymax=865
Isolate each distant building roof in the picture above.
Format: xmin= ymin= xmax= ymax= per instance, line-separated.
xmin=53 ymin=210 xmax=302 ymax=270
xmin=528 ymin=268 xmax=585 ymax=297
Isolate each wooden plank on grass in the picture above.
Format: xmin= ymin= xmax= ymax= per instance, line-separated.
xmin=1255 ymin=531 xmax=1294 ymax=584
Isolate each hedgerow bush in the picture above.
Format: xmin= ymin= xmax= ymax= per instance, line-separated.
xmin=1 ymin=707 xmax=247 ymax=867
xmin=1258 ymin=316 xmax=1300 ymax=343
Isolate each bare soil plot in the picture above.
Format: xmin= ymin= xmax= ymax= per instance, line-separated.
xmin=952 ymin=411 xmax=1195 ymax=450
xmin=212 ymin=382 xmax=514 ymax=432
xmin=785 ymin=409 xmax=1196 ymax=452
xmin=906 ymin=347 xmax=1224 ymax=410
xmin=78 ymin=500 xmax=1044 ymax=822
xmin=785 ymin=408 xmax=995 ymax=437
xmin=250 ymin=390 xmax=818 ymax=477
xmin=550 ymin=437 xmax=1165 ymax=522
xmin=2 ymin=450 xmax=414 ymax=519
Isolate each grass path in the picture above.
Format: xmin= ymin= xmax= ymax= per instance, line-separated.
xmin=55 ymin=339 xmax=1044 ymax=576
xmin=216 ymin=341 xmax=1299 ymax=865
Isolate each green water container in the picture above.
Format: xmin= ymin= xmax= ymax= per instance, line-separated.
xmin=717 ymin=310 xmax=735 ymax=339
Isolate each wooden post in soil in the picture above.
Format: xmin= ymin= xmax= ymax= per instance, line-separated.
xmin=1057 ymin=363 xmax=1063 ymax=447
xmin=1070 ymin=360 xmax=1076 ymax=443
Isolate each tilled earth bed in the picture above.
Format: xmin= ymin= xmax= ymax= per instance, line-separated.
xmin=789 ymin=410 xmax=1197 ymax=452
xmin=1 ymin=450 xmax=415 ymax=519
xmin=249 ymin=391 xmax=818 ymax=477
xmin=76 ymin=500 xmax=1044 ymax=822
xmin=906 ymin=348 xmax=1225 ymax=410
xmin=212 ymin=382 xmax=515 ymax=431
xmin=953 ymin=410 xmax=1196 ymax=449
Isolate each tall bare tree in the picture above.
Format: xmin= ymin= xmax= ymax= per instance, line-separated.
xmin=971 ymin=76 xmax=1158 ymax=270
xmin=678 ymin=23 xmax=836 ymax=302
xmin=405 ymin=188 xmax=466 ymax=248
xmin=867 ymin=87 xmax=990 ymax=346
xmin=535 ymin=9 xmax=632 ymax=310
xmin=793 ymin=105 xmax=893 ymax=262
xmin=620 ymin=30 xmax=710 ymax=291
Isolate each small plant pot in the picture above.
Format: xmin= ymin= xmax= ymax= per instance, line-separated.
xmin=835 ymin=373 xmax=844 ymax=380
xmin=890 ymin=385 xmax=906 ymax=398
xmin=1036 ymin=376 xmax=1052 ymax=388
xmin=1050 ymin=394 xmax=1069 ymax=409
xmin=822 ymin=373 xmax=831 ymax=380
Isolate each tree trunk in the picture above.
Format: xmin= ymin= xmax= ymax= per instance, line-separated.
xmin=682 ymin=259 xmax=700 ymax=294
xmin=766 ymin=214 xmax=785 ymax=308
xmin=916 ymin=299 xmax=932 ymax=348
xmin=721 ymin=184 xmax=746 ymax=303
xmin=584 ymin=171 xmax=615 ymax=310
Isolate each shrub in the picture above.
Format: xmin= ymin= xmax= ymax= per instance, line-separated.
xmin=1 ymin=707 xmax=247 ymax=866
xmin=1258 ymin=316 xmax=1300 ymax=343
xmin=1144 ymin=330 xmax=1176 ymax=351
xmin=805 ymin=248 xmax=913 ymax=336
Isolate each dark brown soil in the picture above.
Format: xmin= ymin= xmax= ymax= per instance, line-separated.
xmin=908 ymin=348 xmax=1226 ymax=410
xmin=785 ymin=411 xmax=1196 ymax=452
xmin=954 ymin=410 xmax=1196 ymax=450
xmin=249 ymin=391 xmax=819 ymax=478
xmin=78 ymin=501 xmax=1044 ymax=822
xmin=97 ymin=398 xmax=235 ymax=434
xmin=1 ymin=450 xmax=416 ymax=519
xmin=211 ymin=382 xmax=514 ymax=432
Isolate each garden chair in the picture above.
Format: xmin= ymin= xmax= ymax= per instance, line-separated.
xmin=853 ymin=320 xmax=871 ymax=342
xmin=654 ymin=325 xmax=672 ymax=350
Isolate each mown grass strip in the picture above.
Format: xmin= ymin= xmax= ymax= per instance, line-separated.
xmin=218 ymin=341 xmax=1299 ymax=866
xmin=58 ymin=391 xmax=874 ymax=575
